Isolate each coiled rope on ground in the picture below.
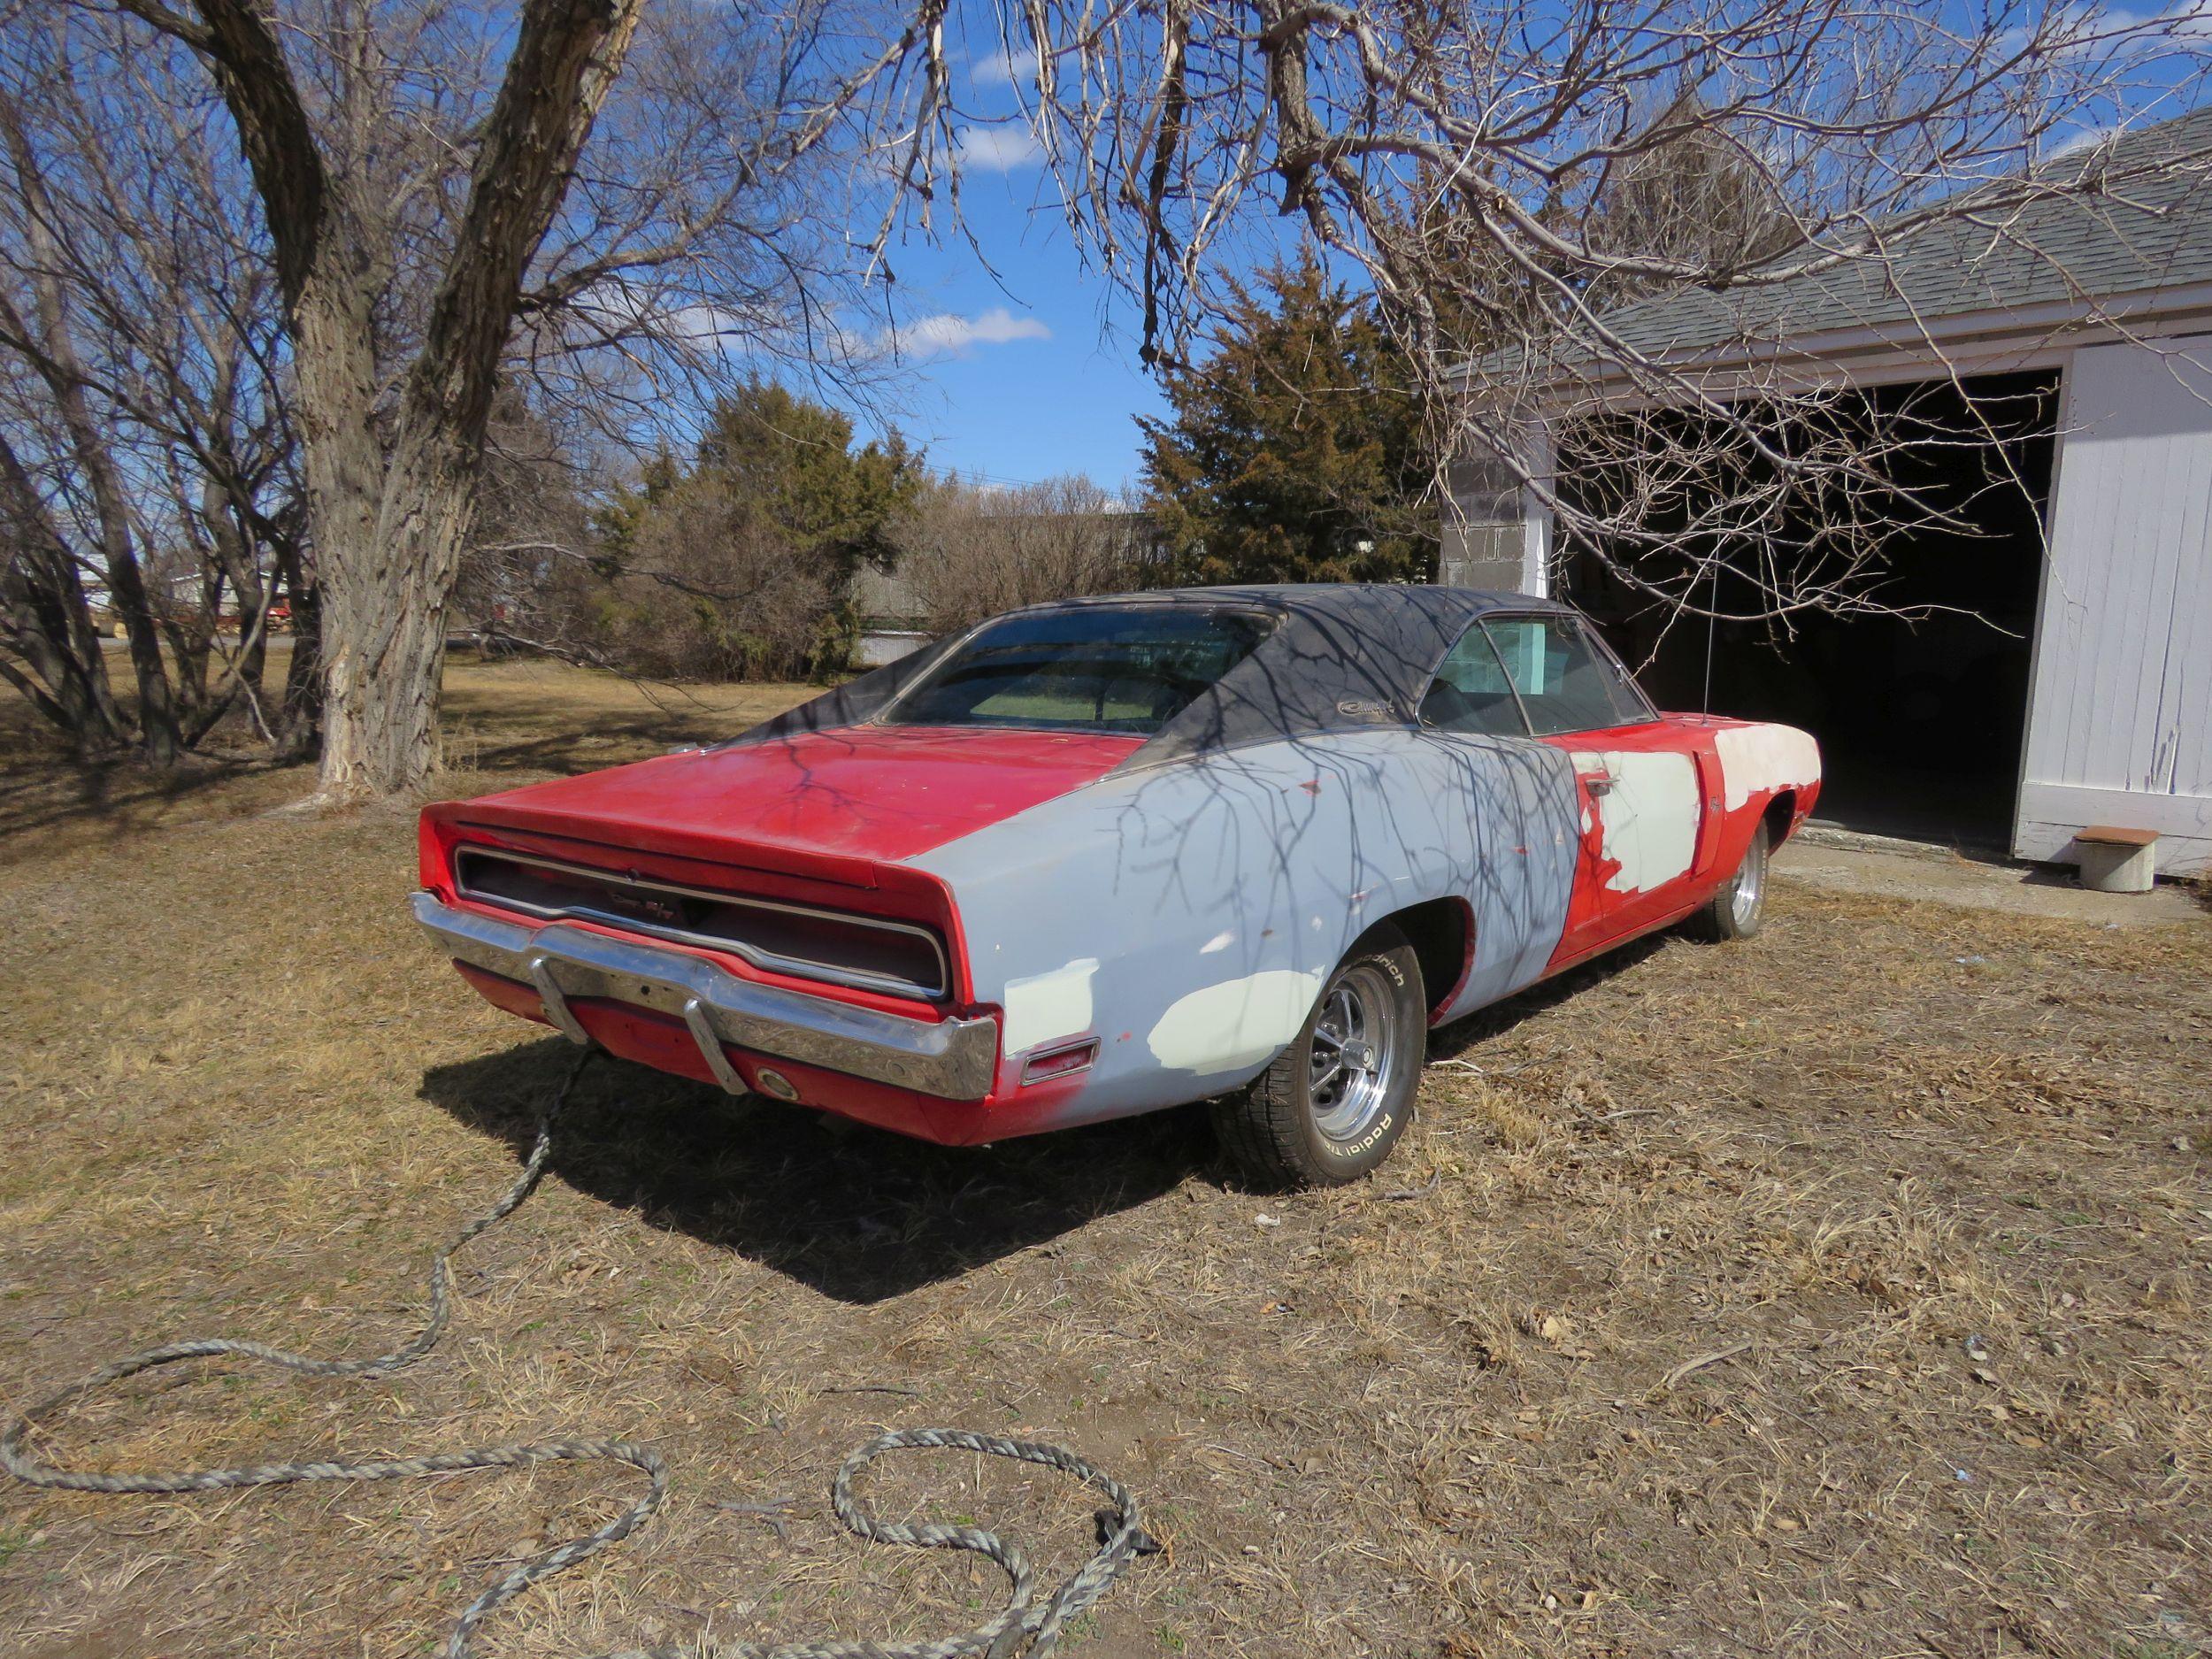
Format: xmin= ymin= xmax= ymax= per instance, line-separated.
xmin=1 ymin=1052 xmax=1156 ymax=1658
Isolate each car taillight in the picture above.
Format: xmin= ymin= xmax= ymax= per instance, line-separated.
xmin=452 ymin=847 xmax=949 ymax=1001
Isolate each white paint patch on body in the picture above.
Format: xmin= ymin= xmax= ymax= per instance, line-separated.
xmin=1200 ymin=930 xmax=1236 ymax=955
xmin=1576 ymin=749 xmax=1701 ymax=894
xmin=1147 ymin=970 xmax=1325 ymax=1073
xmin=1714 ymin=723 xmax=1822 ymax=811
xmin=1000 ymin=957 xmax=1099 ymax=1054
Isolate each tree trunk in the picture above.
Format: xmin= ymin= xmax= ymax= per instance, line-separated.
xmin=197 ymin=479 xmax=272 ymax=725
xmin=0 ymin=557 xmax=118 ymax=749
xmin=274 ymin=542 xmax=323 ymax=757
xmin=311 ymin=473 xmax=472 ymax=798
xmin=0 ymin=432 xmax=127 ymax=751
xmin=298 ymin=331 xmax=474 ymax=798
xmin=152 ymin=0 xmax=645 ymax=800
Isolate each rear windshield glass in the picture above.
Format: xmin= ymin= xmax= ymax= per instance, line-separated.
xmin=883 ymin=605 xmax=1275 ymax=735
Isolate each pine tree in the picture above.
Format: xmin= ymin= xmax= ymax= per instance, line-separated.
xmin=695 ymin=382 xmax=921 ymax=587
xmin=570 ymin=381 xmax=922 ymax=679
xmin=1139 ymin=255 xmax=1435 ymax=586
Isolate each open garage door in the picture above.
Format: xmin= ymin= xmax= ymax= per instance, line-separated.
xmin=1555 ymin=369 xmax=2059 ymax=849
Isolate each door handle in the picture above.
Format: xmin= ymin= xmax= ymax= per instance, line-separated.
xmin=1584 ymin=772 xmax=1615 ymax=796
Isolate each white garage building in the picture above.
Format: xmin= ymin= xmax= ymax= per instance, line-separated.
xmin=1448 ymin=109 xmax=2212 ymax=877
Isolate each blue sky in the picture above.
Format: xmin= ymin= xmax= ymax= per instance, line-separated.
xmin=837 ymin=22 xmax=2212 ymax=492
xmin=851 ymin=49 xmax=1171 ymax=494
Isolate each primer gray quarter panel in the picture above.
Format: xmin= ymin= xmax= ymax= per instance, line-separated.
xmin=910 ymin=729 xmax=1580 ymax=1125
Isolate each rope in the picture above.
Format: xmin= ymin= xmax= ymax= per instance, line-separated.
xmin=1 ymin=1051 xmax=1156 ymax=1659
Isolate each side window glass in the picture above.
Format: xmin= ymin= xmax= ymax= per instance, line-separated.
xmin=1481 ymin=616 xmax=1649 ymax=736
xmin=1576 ymin=619 xmax=1658 ymax=726
xmin=1419 ymin=626 xmax=1530 ymax=736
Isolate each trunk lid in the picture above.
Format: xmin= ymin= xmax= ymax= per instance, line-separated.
xmin=434 ymin=726 xmax=1143 ymax=887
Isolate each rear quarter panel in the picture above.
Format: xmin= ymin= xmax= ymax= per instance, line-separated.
xmin=909 ymin=729 xmax=1582 ymax=1128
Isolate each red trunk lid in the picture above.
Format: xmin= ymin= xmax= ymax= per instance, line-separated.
xmin=429 ymin=726 xmax=1142 ymax=886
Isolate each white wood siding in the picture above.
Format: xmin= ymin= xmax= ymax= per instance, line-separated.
xmin=2018 ymin=337 xmax=2212 ymax=874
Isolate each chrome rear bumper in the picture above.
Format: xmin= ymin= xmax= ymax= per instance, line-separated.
xmin=411 ymin=892 xmax=999 ymax=1100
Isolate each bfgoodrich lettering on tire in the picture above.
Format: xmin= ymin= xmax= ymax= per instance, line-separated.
xmin=1212 ymin=926 xmax=1426 ymax=1189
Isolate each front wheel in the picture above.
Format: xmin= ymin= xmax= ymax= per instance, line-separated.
xmin=1211 ymin=928 xmax=1426 ymax=1189
xmin=1691 ymin=819 xmax=1770 ymax=941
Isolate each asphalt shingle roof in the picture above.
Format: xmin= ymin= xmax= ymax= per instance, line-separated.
xmin=1548 ymin=104 xmax=2212 ymax=370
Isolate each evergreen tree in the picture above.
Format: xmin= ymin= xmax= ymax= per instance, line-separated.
xmin=1139 ymin=255 xmax=1435 ymax=586
xmin=694 ymin=381 xmax=921 ymax=587
xmin=568 ymin=381 xmax=922 ymax=680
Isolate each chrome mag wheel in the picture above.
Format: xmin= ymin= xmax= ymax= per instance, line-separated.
xmin=1689 ymin=818 xmax=1772 ymax=944
xmin=1213 ymin=926 xmax=1425 ymax=1188
xmin=1309 ymin=961 xmax=1402 ymax=1146
xmin=1731 ymin=827 xmax=1769 ymax=929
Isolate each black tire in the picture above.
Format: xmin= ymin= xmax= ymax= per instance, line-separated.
xmin=1211 ymin=927 xmax=1426 ymax=1189
xmin=1690 ymin=818 xmax=1770 ymax=941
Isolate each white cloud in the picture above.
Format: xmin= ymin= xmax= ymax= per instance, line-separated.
xmin=2030 ymin=0 xmax=2212 ymax=59
xmin=956 ymin=125 xmax=1044 ymax=173
xmin=886 ymin=306 xmax=1051 ymax=358
xmin=972 ymin=45 xmax=1041 ymax=88
xmin=2053 ymin=121 xmax=2127 ymax=155
xmin=565 ymin=280 xmax=783 ymax=357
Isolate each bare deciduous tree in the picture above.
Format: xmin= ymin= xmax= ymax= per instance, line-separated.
xmin=75 ymin=0 xmax=902 ymax=798
xmin=890 ymin=473 xmax=1148 ymax=634
xmin=125 ymin=0 xmax=644 ymax=797
xmin=0 ymin=10 xmax=308 ymax=761
xmin=865 ymin=1 xmax=2212 ymax=620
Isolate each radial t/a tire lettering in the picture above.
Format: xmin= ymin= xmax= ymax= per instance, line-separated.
xmin=1212 ymin=926 xmax=1426 ymax=1189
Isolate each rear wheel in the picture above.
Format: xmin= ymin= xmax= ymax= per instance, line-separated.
xmin=1212 ymin=929 xmax=1425 ymax=1189
xmin=1691 ymin=819 xmax=1770 ymax=941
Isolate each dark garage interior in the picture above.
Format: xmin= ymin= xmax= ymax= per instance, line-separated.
xmin=1555 ymin=369 xmax=2060 ymax=848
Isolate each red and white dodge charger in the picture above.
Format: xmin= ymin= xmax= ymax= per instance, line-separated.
xmin=416 ymin=586 xmax=1819 ymax=1185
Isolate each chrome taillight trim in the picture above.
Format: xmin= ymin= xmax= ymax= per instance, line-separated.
xmin=451 ymin=846 xmax=949 ymax=1002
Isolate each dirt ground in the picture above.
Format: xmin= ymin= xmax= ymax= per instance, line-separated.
xmin=2 ymin=657 xmax=2208 ymax=1659
xmin=1778 ymin=833 xmax=2205 ymax=929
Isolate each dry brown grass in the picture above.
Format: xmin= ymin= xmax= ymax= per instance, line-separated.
xmin=2 ymin=657 xmax=2208 ymax=1659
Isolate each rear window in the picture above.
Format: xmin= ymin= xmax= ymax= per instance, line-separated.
xmin=884 ymin=605 xmax=1274 ymax=735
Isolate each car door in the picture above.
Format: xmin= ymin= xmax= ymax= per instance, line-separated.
xmin=1480 ymin=613 xmax=1704 ymax=964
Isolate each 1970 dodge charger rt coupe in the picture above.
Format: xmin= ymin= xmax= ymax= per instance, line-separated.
xmin=415 ymin=586 xmax=1820 ymax=1185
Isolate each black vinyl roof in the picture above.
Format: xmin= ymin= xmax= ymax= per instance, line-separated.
xmin=729 ymin=584 xmax=1566 ymax=764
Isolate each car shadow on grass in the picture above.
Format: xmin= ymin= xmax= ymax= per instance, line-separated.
xmin=419 ymin=1040 xmax=1212 ymax=1306
xmin=1424 ymin=931 xmax=1674 ymax=1064
xmin=420 ymin=933 xmax=1677 ymax=1303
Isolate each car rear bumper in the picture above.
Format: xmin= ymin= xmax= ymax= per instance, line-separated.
xmin=411 ymin=892 xmax=1000 ymax=1101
